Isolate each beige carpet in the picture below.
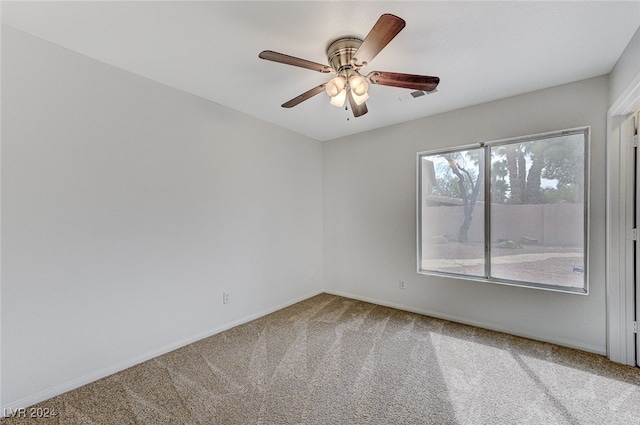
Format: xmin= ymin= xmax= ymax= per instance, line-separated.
xmin=2 ymin=293 xmax=639 ymax=424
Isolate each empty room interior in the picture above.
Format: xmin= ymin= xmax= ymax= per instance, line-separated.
xmin=2 ymin=1 xmax=640 ymax=423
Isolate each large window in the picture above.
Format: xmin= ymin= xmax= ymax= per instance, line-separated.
xmin=417 ymin=127 xmax=589 ymax=293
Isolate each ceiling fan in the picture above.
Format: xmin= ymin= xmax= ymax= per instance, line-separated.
xmin=258 ymin=13 xmax=440 ymax=118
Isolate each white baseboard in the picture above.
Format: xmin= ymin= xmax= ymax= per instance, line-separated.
xmin=324 ymin=289 xmax=607 ymax=356
xmin=1 ymin=289 xmax=324 ymax=415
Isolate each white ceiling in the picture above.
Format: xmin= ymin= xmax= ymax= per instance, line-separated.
xmin=2 ymin=1 xmax=639 ymax=141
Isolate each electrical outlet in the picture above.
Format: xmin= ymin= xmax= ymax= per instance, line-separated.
xmin=399 ymin=280 xmax=406 ymax=290
xmin=223 ymin=293 xmax=230 ymax=304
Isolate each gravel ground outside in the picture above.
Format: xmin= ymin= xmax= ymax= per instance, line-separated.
xmin=421 ymin=242 xmax=585 ymax=288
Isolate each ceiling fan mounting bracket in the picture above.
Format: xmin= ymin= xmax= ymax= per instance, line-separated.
xmin=326 ymin=37 xmax=362 ymax=72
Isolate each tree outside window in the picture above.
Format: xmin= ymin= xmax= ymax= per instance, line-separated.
xmin=418 ymin=128 xmax=588 ymax=293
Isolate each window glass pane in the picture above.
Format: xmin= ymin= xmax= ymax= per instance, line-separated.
xmin=419 ymin=148 xmax=484 ymax=276
xmin=488 ymin=134 xmax=585 ymax=289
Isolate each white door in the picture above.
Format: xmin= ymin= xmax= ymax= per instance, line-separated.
xmin=606 ymin=76 xmax=640 ymax=366
xmin=634 ymin=110 xmax=640 ymax=366
xmin=626 ymin=110 xmax=640 ymax=367
xmin=620 ymin=111 xmax=638 ymax=367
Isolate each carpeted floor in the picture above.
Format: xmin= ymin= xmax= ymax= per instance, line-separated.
xmin=2 ymin=293 xmax=640 ymax=424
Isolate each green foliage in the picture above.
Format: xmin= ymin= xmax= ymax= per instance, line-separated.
xmin=432 ymin=151 xmax=481 ymax=199
xmin=491 ymin=135 xmax=584 ymax=205
xmin=431 ymin=149 xmax=483 ymax=242
xmin=491 ymin=157 xmax=509 ymax=203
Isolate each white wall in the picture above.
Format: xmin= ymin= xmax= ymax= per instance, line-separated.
xmin=610 ymin=25 xmax=640 ymax=106
xmin=1 ymin=26 xmax=323 ymax=408
xmin=324 ymin=76 xmax=609 ymax=354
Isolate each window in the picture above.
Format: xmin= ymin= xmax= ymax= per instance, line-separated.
xmin=417 ymin=127 xmax=589 ymax=293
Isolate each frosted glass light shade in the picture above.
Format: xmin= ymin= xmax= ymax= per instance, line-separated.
xmin=325 ymin=77 xmax=346 ymax=97
xmin=351 ymin=91 xmax=369 ymax=105
xmin=349 ymin=75 xmax=369 ymax=96
xmin=330 ymin=88 xmax=347 ymax=107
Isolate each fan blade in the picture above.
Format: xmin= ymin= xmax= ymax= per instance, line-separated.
xmin=348 ymin=91 xmax=368 ymax=117
xmin=351 ymin=14 xmax=406 ymax=67
xmin=367 ymin=71 xmax=440 ymax=92
xmin=281 ymin=84 xmax=326 ymax=108
xmin=259 ymin=51 xmax=332 ymax=73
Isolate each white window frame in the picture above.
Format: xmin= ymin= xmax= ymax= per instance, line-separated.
xmin=417 ymin=127 xmax=590 ymax=295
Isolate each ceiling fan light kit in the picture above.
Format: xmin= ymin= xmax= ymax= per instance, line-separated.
xmin=330 ymin=88 xmax=347 ymax=108
xmin=325 ymin=71 xmax=370 ymax=108
xmin=259 ymin=14 xmax=440 ymax=118
xmin=349 ymin=75 xmax=369 ymax=96
xmin=352 ymin=90 xmax=369 ymax=106
xmin=325 ymin=76 xmax=346 ymax=97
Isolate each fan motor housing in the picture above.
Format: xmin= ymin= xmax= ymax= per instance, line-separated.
xmin=326 ymin=37 xmax=363 ymax=72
